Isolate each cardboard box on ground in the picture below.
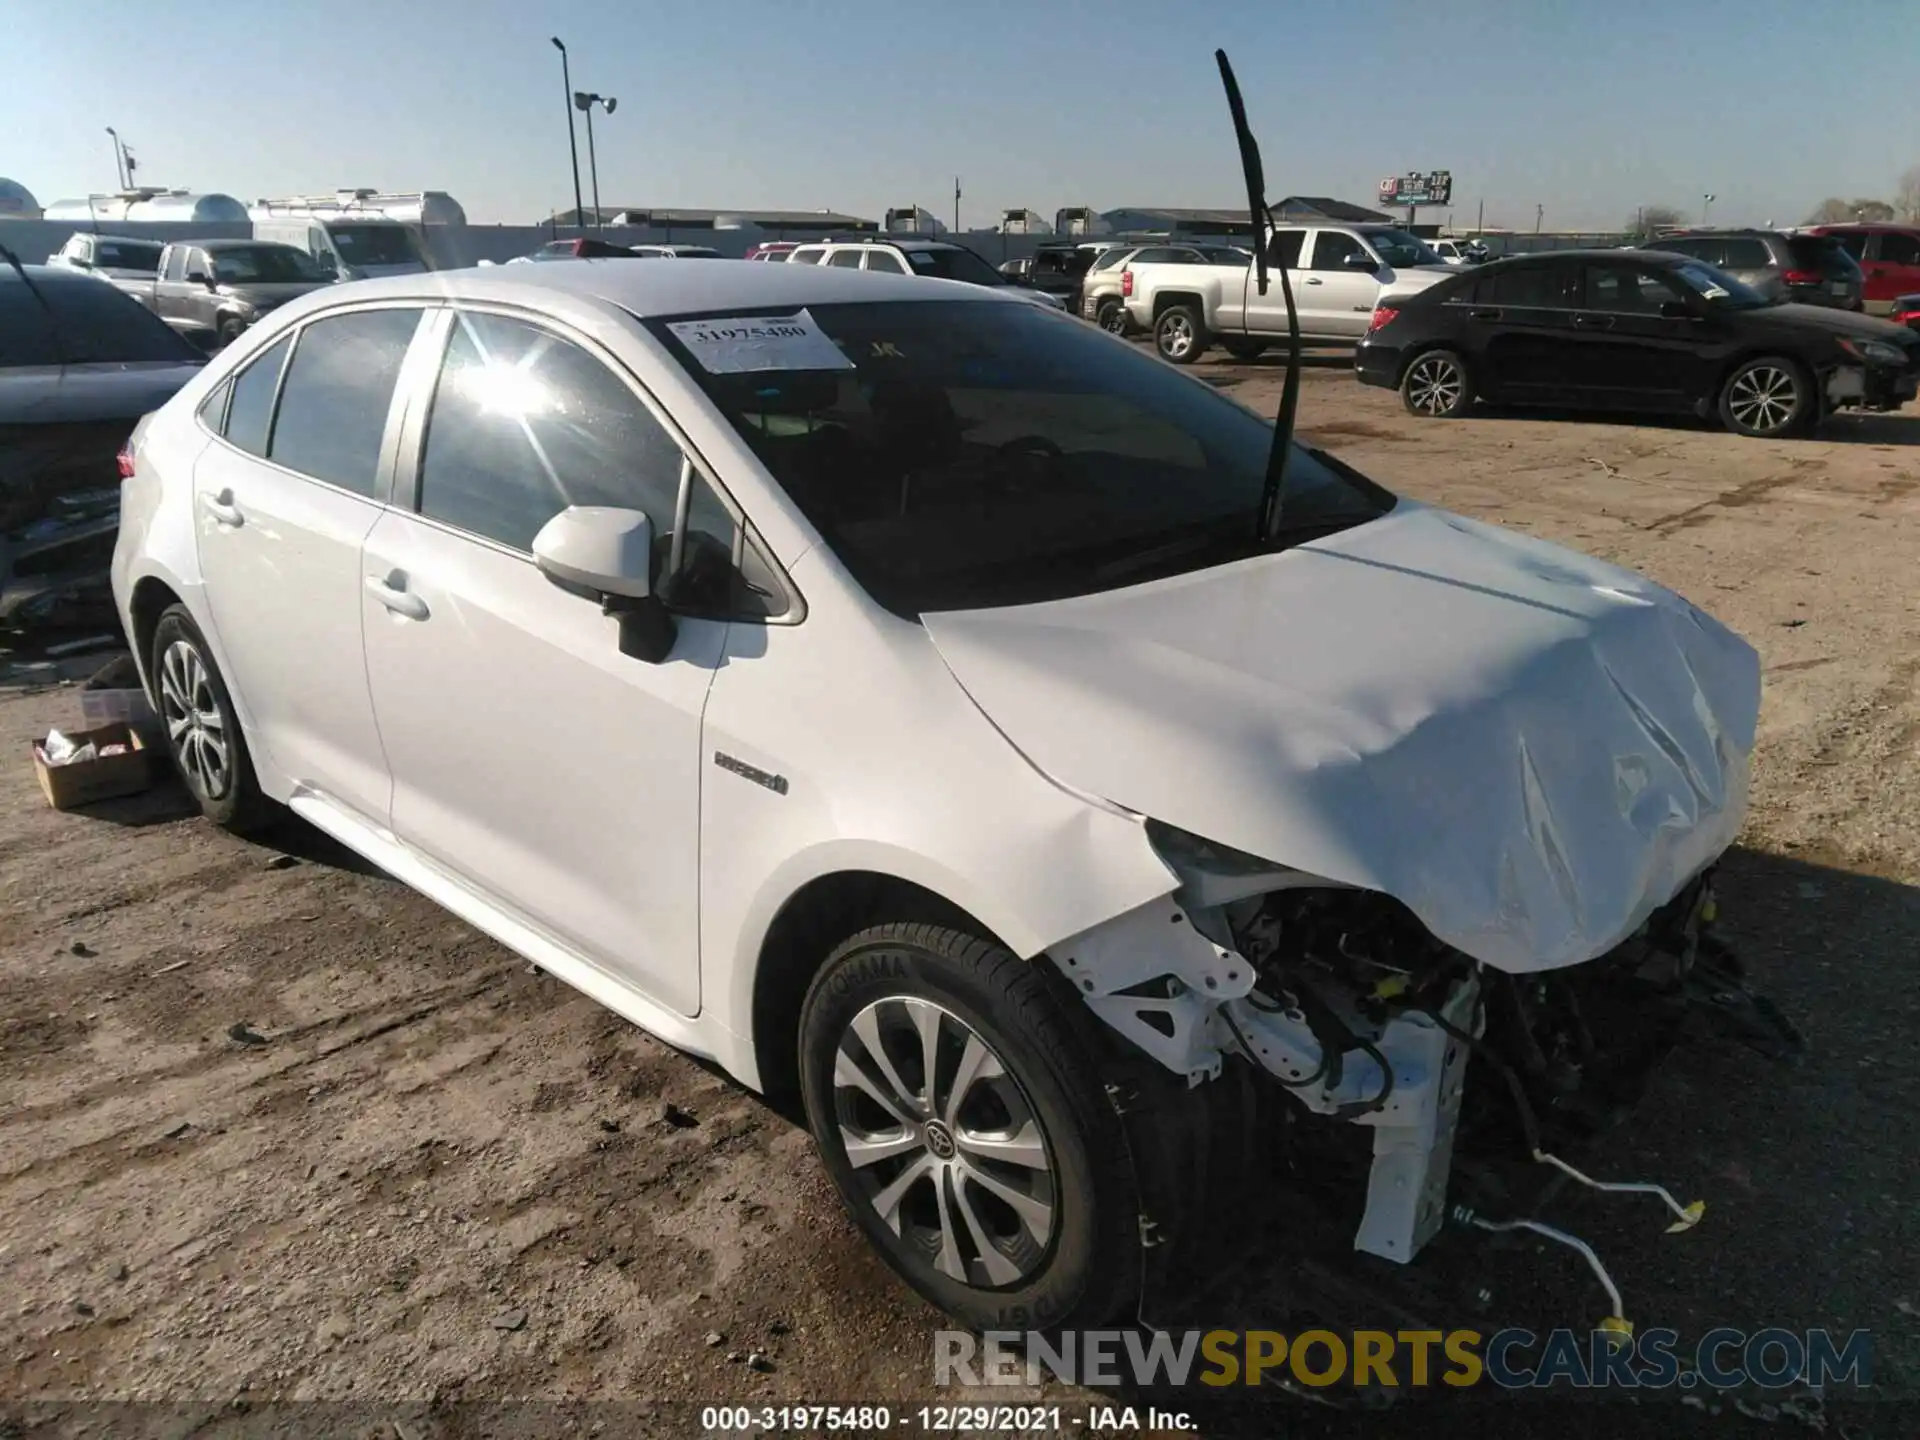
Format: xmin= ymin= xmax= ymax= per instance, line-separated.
xmin=33 ymin=722 xmax=153 ymax=810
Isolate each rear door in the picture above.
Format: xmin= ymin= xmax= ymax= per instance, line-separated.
xmin=191 ymin=304 xmax=427 ymax=820
xmin=154 ymin=246 xmax=189 ymax=328
xmin=1863 ymin=231 xmax=1920 ymax=314
xmin=1295 ymin=229 xmax=1380 ymax=338
xmin=1467 ymin=260 xmax=1580 ymax=399
xmin=1563 ymin=261 xmax=1705 ymax=409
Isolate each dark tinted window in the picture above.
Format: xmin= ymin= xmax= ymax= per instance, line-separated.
xmin=1719 ymin=237 xmax=1772 ymax=269
xmin=1581 ymin=264 xmax=1680 ymax=313
xmin=827 ymin=250 xmax=864 ymax=269
xmin=268 ymin=309 xmax=421 ymax=495
xmin=1031 ymin=250 xmax=1079 ymax=275
xmin=1786 ymin=235 xmax=1859 ymax=273
xmin=198 ymin=378 xmax=231 ymax=431
xmin=330 ymin=225 xmax=418 ymax=266
xmin=1829 ymin=231 xmax=1868 ymax=260
xmin=1130 ymin=247 xmax=1187 ymax=264
xmin=1474 ymin=264 xmax=1571 ymax=307
xmin=209 ymin=245 xmax=329 ymax=283
xmin=162 ymin=247 xmax=186 ymax=282
xmin=1309 ymin=232 xmax=1368 ymax=270
xmin=417 ymin=312 xmax=687 ymax=551
xmin=790 ymin=249 xmax=823 ymax=265
xmin=650 ymin=300 xmax=1393 ymax=615
xmin=93 ymin=240 xmax=162 ymax=272
xmin=1267 ymin=230 xmax=1306 ymax=267
xmin=902 ymin=247 xmax=1004 ymax=285
xmin=222 ymin=335 xmax=291 ymax=455
xmin=864 ymin=250 xmax=908 ymax=274
xmin=0 ymin=277 xmax=204 ymax=366
xmin=1877 ymin=233 xmax=1920 ymax=266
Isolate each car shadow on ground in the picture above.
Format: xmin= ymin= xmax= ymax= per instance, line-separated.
xmin=1051 ymin=843 xmax=1915 ymax=1436
xmin=1462 ymin=403 xmax=1920 ymax=445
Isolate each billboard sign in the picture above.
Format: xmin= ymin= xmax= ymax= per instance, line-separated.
xmin=1378 ymin=171 xmax=1453 ymax=207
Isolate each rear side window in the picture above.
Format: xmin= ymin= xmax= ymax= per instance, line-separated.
xmin=1719 ymin=238 xmax=1771 ymax=269
xmin=1828 ymin=232 xmax=1868 ymax=260
xmin=1089 ymin=248 xmax=1132 ymax=273
xmin=268 ymin=309 xmax=421 ymax=496
xmin=1877 ymin=233 xmax=1920 ymax=265
xmin=1474 ymin=265 xmax=1571 ymax=307
xmin=221 ymin=334 xmax=292 ymax=455
xmin=1131 ymin=247 xmax=1186 ymax=264
xmin=827 ymin=250 xmax=864 ymax=268
xmin=1786 ymin=235 xmax=1859 ymax=273
xmin=1267 ymin=230 xmax=1306 ymax=267
xmin=790 ymin=248 xmax=824 ymax=265
xmin=1582 ymin=264 xmax=1679 ymax=313
xmin=93 ymin=240 xmax=161 ymax=273
xmin=864 ymin=250 xmax=908 ymax=274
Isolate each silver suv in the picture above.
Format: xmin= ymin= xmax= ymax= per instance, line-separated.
xmin=787 ymin=239 xmax=1067 ymax=308
xmin=1079 ymin=243 xmax=1251 ymax=334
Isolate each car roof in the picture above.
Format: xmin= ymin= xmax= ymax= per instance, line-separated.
xmin=1479 ymin=248 xmax=1692 ymax=266
xmin=1652 ymin=228 xmax=1784 ymax=240
xmin=196 ymin=239 xmax=299 ymax=251
xmin=301 ymin=258 xmax=1010 ymax=317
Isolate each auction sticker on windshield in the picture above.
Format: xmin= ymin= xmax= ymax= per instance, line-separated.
xmin=664 ymin=309 xmax=854 ymax=373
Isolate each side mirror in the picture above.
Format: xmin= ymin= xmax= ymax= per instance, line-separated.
xmin=1343 ymin=251 xmax=1381 ymax=271
xmin=186 ymin=269 xmax=212 ymax=286
xmin=532 ymin=506 xmax=677 ymax=662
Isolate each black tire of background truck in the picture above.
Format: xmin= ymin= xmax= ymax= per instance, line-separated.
xmin=1399 ymin=348 xmax=1474 ymax=418
xmin=798 ymin=922 xmax=1145 ymax=1333
xmin=1221 ymin=338 xmax=1269 ymax=361
xmin=150 ymin=605 xmax=273 ymax=833
xmin=1095 ymin=299 xmax=1129 ymax=335
xmin=1154 ymin=305 xmax=1209 ymax=365
xmin=215 ymin=314 xmax=247 ymax=349
xmin=1717 ymin=355 xmax=1815 ymax=438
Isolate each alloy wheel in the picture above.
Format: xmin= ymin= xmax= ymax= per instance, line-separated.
xmin=1160 ymin=314 xmax=1194 ymax=358
xmin=1727 ymin=365 xmax=1798 ymax=434
xmin=159 ymin=639 xmax=230 ymax=801
xmin=1406 ymin=355 xmax=1464 ymax=415
xmin=1099 ymin=302 xmax=1127 ymax=335
xmin=831 ymin=996 xmax=1056 ymax=1290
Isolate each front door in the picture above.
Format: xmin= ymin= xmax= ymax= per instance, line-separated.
xmin=1295 ymin=229 xmax=1381 ymax=339
xmin=1564 ymin=262 xmax=1707 ymax=410
xmin=1863 ymin=231 xmax=1920 ymax=315
xmin=360 ymin=307 xmax=727 ymax=1016
xmin=1238 ymin=228 xmax=1306 ymax=335
xmin=191 ymin=306 xmax=426 ymax=822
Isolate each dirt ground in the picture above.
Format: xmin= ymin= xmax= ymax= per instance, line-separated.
xmin=2 ymin=356 xmax=1917 ymax=1438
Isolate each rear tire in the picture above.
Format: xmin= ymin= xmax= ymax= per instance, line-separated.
xmin=1400 ymin=348 xmax=1473 ymax=417
xmin=150 ymin=605 xmax=271 ymax=833
xmin=1153 ymin=305 xmax=1209 ymax=365
xmin=798 ymin=923 xmax=1142 ymax=1332
xmin=1095 ymin=298 xmax=1128 ymax=336
xmin=1718 ymin=356 xmax=1813 ymax=438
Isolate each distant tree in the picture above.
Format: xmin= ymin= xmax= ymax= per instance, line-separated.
xmin=1806 ymin=197 xmax=1854 ymax=223
xmin=1626 ymin=205 xmax=1686 ymax=239
xmin=1897 ymin=167 xmax=1920 ymax=223
xmin=1850 ymin=199 xmax=1896 ymax=222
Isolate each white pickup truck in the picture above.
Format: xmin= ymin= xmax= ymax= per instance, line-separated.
xmin=1122 ymin=223 xmax=1456 ymax=363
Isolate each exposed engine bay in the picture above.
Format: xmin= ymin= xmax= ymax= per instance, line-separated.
xmin=1051 ymin=826 xmax=1800 ymax=1328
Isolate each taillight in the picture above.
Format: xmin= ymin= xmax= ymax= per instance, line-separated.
xmin=1121 ymin=269 xmax=1134 ymax=297
xmin=1367 ymin=306 xmax=1400 ymax=333
xmin=1780 ymin=269 xmax=1821 ymax=285
xmin=116 ymin=439 xmax=136 ymax=480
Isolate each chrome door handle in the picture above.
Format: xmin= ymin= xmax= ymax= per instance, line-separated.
xmin=1303 ymin=277 xmax=1324 ymax=285
xmin=364 ymin=574 xmax=429 ymax=621
xmin=200 ymin=491 xmax=243 ymax=527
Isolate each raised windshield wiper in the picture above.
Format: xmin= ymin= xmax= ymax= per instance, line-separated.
xmin=1215 ymin=49 xmax=1301 ymax=545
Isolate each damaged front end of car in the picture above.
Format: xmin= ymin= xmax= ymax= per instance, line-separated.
xmin=1048 ymin=821 xmax=1801 ymax=1333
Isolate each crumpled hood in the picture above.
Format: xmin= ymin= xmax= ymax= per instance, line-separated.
xmin=923 ymin=502 xmax=1760 ymax=973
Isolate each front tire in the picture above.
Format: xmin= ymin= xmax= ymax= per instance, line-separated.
xmin=799 ymin=923 xmax=1141 ymax=1332
xmin=1719 ymin=356 xmax=1813 ymax=438
xmin=151 ymin=605 xmax=271 ymax=833
xmin=215 ymin=314 xmax=247 ymax=349
xmin=1153 ymin=305 xmax=1209 ymax=365
xmin=1401 ymin=348 xmax=1473 ymax=417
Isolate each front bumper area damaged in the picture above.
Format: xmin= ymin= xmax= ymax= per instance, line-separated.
xmin=1050 ymin=851 xmax=1800 ymax=1290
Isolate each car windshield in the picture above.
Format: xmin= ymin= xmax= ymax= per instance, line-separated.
xmin=0 ymin=275 xmax=203 ymax=366
xmin=1358 ymin=229 xmax=1443 ymax=267
xmin=210 ymin=246 xmax=327 ymax=282
xmin=648 ymin=299 xmax=1394 ymax=615
xmin=1670 ymin=261 xmax=1772 ymax=308
xmin=330 ymin=225 xmax=420 ymax=266
xmin=93 ymin=241 xmax=161 ymax=272
xmin=900 ymin=247 xmax=1006 ymax=287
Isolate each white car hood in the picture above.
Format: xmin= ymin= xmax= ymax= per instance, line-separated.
xmin=923 ymin=502 xmax=1760 ymax=974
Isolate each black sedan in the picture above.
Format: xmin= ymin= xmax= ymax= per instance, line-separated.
xmin=1355 ymin=249 xmax=1920 ymax=438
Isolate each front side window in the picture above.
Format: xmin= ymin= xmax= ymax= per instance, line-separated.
xmin=415 ymin=311 xmax=773 ymax=614
xmin=649 ymin=300 xmax=1393 ymax=616
xmin=210 ymin=246 xmax=329 ymax=283
xmin=1877 ymin=233 xmax=1920 ymax=266
xmin=221 ymin=334 xmax=292 ymax=455
xmin=902 ymin=247 xmax=1005 ymax=286
xmin=1582 ymin=264 xmax=1682 ymax=313
xmin=1308 ymin=232 xmax=1368 ymax=271
xmin=268 ymin=308 xmax=422 ymax=495
xmin=864 ymin=250 xmax=908 ymax=274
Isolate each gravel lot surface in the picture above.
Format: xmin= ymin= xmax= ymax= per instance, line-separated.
xmin=2 ymin=355 xmax=1916 ymax=1438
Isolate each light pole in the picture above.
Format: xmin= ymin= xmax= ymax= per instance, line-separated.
xmin=574 ymin=92 xmax=616 ymax=231
xmin=550 ymin=37 xmax=585 ymax=232
xmin=1702 ymin=192 xmax=1715 ymax=226
xmin=105 ymin=127 xmax=127 ymax=189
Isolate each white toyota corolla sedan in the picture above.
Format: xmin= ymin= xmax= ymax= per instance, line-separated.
xmin=113 ymin=259 xmax=1764 ymax=1332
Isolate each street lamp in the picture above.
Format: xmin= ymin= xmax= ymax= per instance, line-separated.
xmin=574 ymin=92 xmax=617 ymax=231
xmin=1702 ymin=192 xmax=1716 ymax=226
xmin=105 ymin=127 xmax=127 ymax=189
xmin=550 ymin=37 xmax=585 ymax=232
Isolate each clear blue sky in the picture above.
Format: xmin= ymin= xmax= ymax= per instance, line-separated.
xmin=7 ymin=0 xmax=1917 ymax=231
